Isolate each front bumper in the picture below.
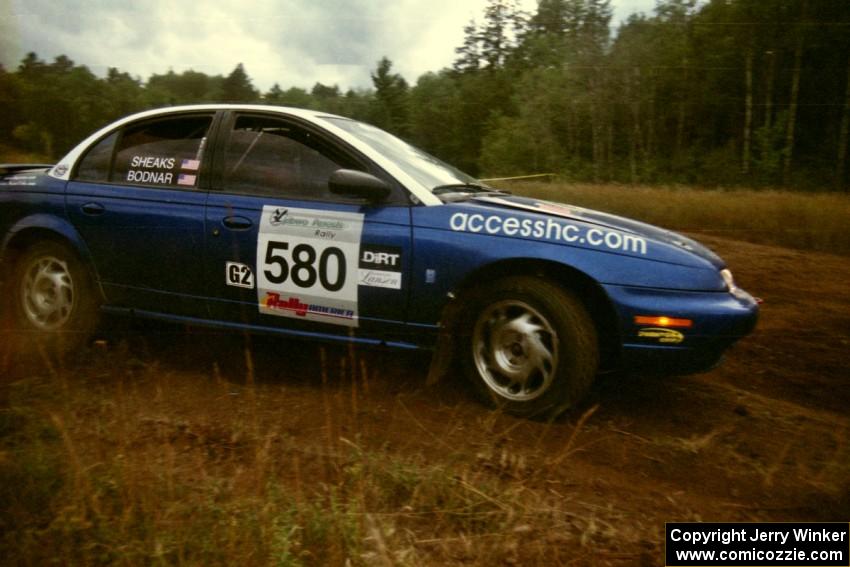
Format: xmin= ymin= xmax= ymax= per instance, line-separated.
xmin=602 ymin=283 xmax=759 ymax=375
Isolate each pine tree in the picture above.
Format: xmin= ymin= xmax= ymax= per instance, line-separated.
xmin=220 ymin=63 xmax=257 ymax=102
xmin=371 ymin=57 xmax=410 ymax=136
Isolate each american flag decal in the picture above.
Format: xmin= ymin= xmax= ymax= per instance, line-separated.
xmin=177 ymin=173 xmax=196 ymax=186
xmin=181 ymin=159 xmax=200 ymax=171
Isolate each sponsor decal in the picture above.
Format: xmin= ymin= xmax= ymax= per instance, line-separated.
xmin=359 ymin=245 xmax=402 ymax=269
xmin=261 ymin=292 xmax=355 ymax=320
xmin=358 ymin=245 xmax=403 ymax=289
xmin=258 ymin=205 xmax=364 ymax=327
xmin=638 ymin=327 xmax=685 ymax=344
xmin=226 ymin=262 xmax=254 ymax=289
xmin=270 ymin=207 xmax=289 ymax=225
xmin=358 ymin=269 xmax=402 ymax=290
xmin=268 ymin=208 xmax=347 ymax=234
xmin=449 ymin=211 xmax=648 ymax=255
xmin=0 ymin=175 xmax=37 ymax=186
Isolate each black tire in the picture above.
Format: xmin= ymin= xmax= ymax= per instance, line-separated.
xmin=7 ymin=241 xmax=99 ymax=353
xmin=460 ymin=276 xmax=599 ymax=418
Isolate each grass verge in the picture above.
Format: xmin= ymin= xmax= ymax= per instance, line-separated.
xmin=502 ymin=182 xmax=850 ymax=255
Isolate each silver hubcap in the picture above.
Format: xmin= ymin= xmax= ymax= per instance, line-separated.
xmin=21 ymin=255 xmax=75 ymax=330
xmin=472 ymin=300 xmax=559 ymax=402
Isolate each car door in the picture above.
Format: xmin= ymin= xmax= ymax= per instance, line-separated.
xmin=204 ymin=112 xmax=412 ymax=338
xmin=66 ymin=112 xmax=217 ymax=317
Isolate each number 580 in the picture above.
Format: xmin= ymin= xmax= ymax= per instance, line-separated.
xmin=263 ymin=240 xmax=346 ymax=292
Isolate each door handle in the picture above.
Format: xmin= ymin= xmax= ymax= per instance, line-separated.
xmin=81 ymin=202 xmax=105 ymax=216
xmin=222 ymin=216 xmax=253 ymax=230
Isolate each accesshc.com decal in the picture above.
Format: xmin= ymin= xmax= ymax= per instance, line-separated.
xmin=448 ymin=212 xmax=648 ymax=255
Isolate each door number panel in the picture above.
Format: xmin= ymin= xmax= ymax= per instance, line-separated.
xmin=257 ymin=205 xmax=364 ymax=327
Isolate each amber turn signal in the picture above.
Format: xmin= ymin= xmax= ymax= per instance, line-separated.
xmin=634 ymin=315 xmax=693 ymax=328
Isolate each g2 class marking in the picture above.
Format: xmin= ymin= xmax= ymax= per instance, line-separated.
xmin=226 ymin=262 xmax=255 ymax=289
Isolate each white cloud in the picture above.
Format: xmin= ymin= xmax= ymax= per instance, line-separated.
xmin=1 ymin=0 xmax=656 ymax=91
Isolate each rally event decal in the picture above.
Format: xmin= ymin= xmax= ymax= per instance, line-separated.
xmin=257 ymin=206 xmax=364 ymax=327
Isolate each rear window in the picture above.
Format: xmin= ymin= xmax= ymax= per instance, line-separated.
xmin=75 ymin=114 xmax=212 ymax=188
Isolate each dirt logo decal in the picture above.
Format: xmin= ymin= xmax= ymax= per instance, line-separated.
xmin=358 ymin=245 xmax=402 ymax=290
xmin=257 ymin=206 xmax=364 ymax=327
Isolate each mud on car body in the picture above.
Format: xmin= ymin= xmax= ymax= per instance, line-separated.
xmin=0 ymin=105 xmax=759 ymax=417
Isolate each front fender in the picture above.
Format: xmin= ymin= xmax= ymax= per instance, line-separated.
xmin=410 ymin=210 xmax=725 ymax=326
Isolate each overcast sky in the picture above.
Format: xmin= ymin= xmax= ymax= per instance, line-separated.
xmin=2 ymin=0 xmax=656 ymax=92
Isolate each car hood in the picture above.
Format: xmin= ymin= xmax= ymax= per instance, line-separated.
xmin=463 ymin=193 xmax=725 ymax=269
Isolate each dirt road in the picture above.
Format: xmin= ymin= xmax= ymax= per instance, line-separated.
xmin=2 ymin=235 xmax=849 ymax=564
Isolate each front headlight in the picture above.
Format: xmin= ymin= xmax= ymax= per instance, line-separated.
xmin=720 ymin=268 xmax=736 ymax=292
xmin=721 ymin=268 xmax=751 ymax=300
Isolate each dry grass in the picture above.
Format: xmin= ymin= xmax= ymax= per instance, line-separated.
xmin=501 ymin=182 xmax=850 ymax=255
xmin=0 ymin=342 xmax=615 ymax=567
xmin=2 ymin=326 xmax=848 ymax=565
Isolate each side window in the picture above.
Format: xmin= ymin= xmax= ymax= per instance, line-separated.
xmin=112 ymin=115 xmax=212 ymax=188
xmin=223 ymin=115 xmax=356 ymax=199
xmin=76 ymin=131 xmax=118 ymax=182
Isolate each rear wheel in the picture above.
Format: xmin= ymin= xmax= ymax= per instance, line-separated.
xmin=461 ymin=276 xmax=598 ymax=418
xmin=8 ymin=241 xmax=98 ymax=352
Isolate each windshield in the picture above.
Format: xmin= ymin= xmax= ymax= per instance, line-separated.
xmin=319 ymin=116 xmax=477 ymax=192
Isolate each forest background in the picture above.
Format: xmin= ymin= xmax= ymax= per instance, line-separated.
xmin=2 ymin=0 xmax=850 ymax=191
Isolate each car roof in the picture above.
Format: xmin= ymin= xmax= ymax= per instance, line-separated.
xmin=49 ymin=104 xmax=442 ymax=206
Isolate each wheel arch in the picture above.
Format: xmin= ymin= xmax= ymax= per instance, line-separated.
xmin=448 ymin=258 xmax=622 ymax=371
xmin=1 ymin=215 xmax=104 ymax=302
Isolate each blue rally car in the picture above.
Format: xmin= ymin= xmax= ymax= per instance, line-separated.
xmin=0 ymin=105 xmax=758 ymax=416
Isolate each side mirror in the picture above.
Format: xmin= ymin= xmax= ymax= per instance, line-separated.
xmin=329 ymin=169 xmax=391 ymax=202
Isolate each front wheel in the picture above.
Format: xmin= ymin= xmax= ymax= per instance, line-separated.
xmin=461 ymin=277 xmax=599 ymax=418
xmin=8 ymin=241 xmax=99 ymax=352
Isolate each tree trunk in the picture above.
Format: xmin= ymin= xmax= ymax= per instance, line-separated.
xmin=590 ymin=77 xmax=601 ymax=181
xmin=591 ymin=108 xmax=601 ymax=181
xmin=837 ymin=52 xmax=850 ymax=191
xmin=676 ymin=56 xmax=688 ymax=165
xmin=783 ymin=7 xmax=805 ymax=186
xmin=646 ymin=70 xmax=656 ymax=173
xmin=764 ymin=50 xmax=776 ymax=130
xmin=742 ymin=48 xmax=753 ymax=176
xmin=629 ymin=67 xmax=644 ymax=184
xmin=628 ymin=68 xmax=637 ymax=184
xmin=606 ymin=112 xmax=614 ymax=180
